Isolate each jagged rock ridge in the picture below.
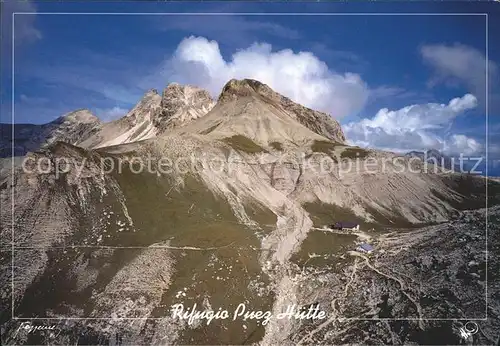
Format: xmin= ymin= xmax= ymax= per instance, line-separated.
xmin=155 ymin=83 xmax=215 ymax=131
xmin=80 ymin=84 xmax=215 ymax=149
xmin=0 ymin=84 xmax=216 ymax=156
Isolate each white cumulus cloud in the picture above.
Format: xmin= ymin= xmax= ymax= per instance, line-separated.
xmin=163 ymin=36 xmax=369 ymax=118
xmin=344 ymin=94 xmax=482 ymax=155
xmin=445 ymin=134 xmax=482 ymax=156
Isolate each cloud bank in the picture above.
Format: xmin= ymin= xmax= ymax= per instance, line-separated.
xmin=344 ymin=94 xmax=482 ymax=156
xmin=164 ymin=36 xmax=369 ymax=119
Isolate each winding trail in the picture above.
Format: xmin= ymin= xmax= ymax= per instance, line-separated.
xmin=296 ymin=250 xmax=425 ymax=345
xmin=349 ymin=251 xmax=424 ymax=329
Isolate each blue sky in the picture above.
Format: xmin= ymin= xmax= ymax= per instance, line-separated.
xmin=1 ymin=0 xmax=499 ymax=174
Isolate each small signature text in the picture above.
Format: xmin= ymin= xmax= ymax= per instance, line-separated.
xmin=14 ymin=322 xmax=62 ymax=339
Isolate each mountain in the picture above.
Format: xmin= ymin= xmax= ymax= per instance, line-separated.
xmin=1 ymin=79 xmax=499 ymax=345
xmin=216 ymin=79 xmax=346 ymax=143
xmin=0 ymin=109 xmax=101 ymax=157
xmin=155 ymin=82 xmax=216 ymax=131
xmin=80 ymin=84 xmax=215 ymax=149
xmin=78 ymin=88 xmax=163 ymax=149
xmin=0 ymin=84 xmax=215 ymax=157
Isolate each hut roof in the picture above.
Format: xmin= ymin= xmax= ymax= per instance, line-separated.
xmin=359 ymin=243 xmax=374 ymax=251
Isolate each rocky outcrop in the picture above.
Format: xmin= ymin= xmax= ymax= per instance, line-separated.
xmin=80 ymin=89 xmax=163 ymax=148
xmin=125 ymin=88 xmax=162 ymax=125
xmin=218 ymin=79 xmax=346 ymax=143
xmin=76 ymin=85 xmax=215 ymax=149
xmin=154 ymin=83 xmax=215 ymax=131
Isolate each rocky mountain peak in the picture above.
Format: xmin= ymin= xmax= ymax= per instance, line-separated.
xmin=218 ymin=78 xmax=268 ymax=102
xmin=123 ymin=90 xmax=162 ymax=126
xmin=63 ymin=83 xmax=216 ymax=150
xmin=163 ymin=82 xmax=213 ymax=102
xmin=218 ymin=78 xmax=346 ymax=143
xmin=154 ymin=82 xmax=215 ymax=130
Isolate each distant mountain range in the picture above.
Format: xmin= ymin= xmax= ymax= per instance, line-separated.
xmin=405 ymin=149 xmax=457 ymax=171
